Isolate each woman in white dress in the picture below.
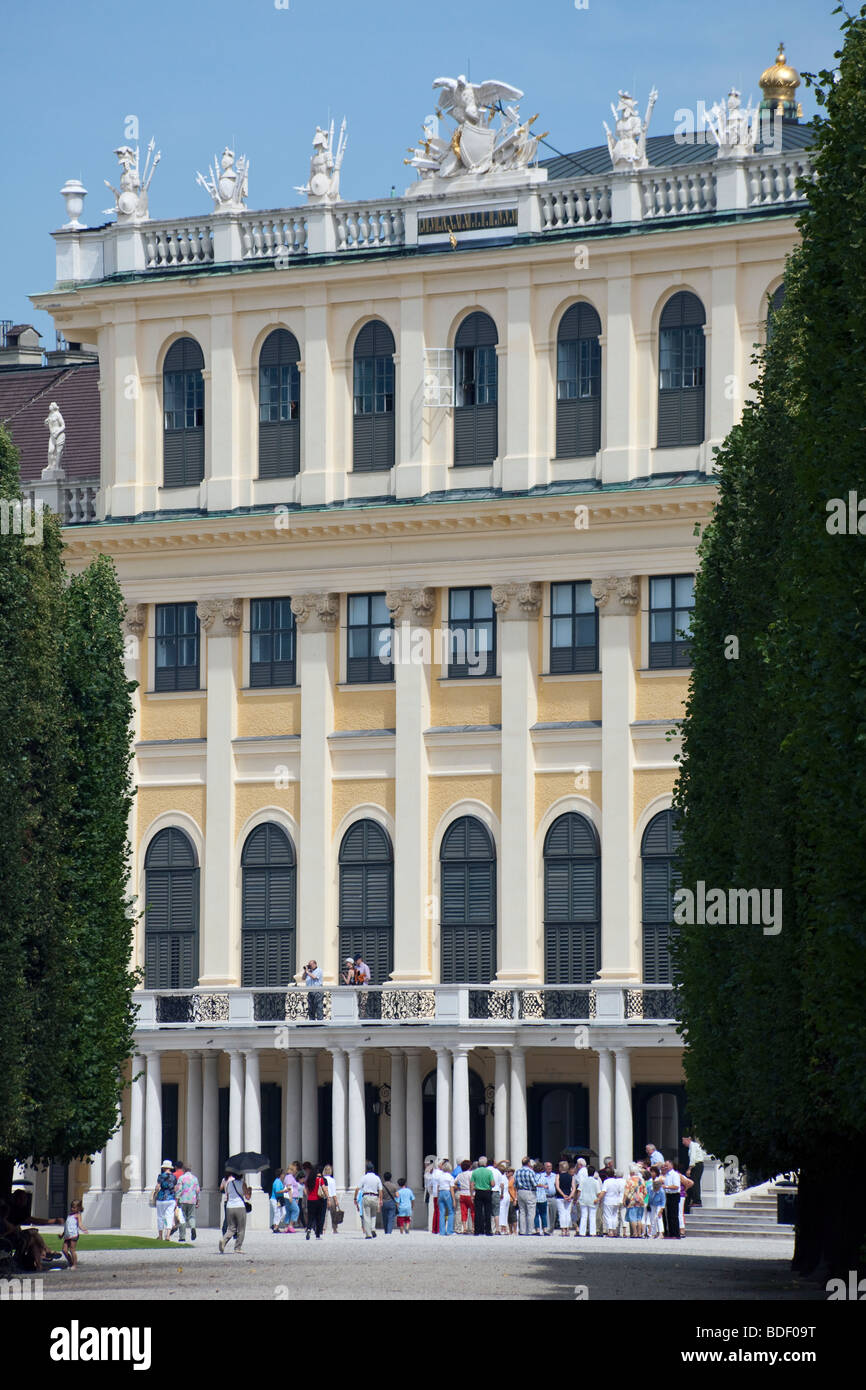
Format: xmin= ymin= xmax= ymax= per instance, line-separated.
xmin=577 ymin=1165 xmax=601 ymax=1236
xmin=496 ymin=1161 xmax=511 ymax=1234
xmin=601 ymin=1171 xmax=625 ymax=1236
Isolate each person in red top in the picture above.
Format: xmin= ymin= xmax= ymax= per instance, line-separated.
xmin=304 ymin=1166 xmax=329 ymax=1241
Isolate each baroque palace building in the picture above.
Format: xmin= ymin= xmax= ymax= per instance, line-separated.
xmin=14 ymin=49 xmax=810 ymax=1226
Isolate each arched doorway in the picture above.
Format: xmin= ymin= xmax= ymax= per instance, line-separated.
xmin=422 ymin=1068 xmax=486 ymax=1160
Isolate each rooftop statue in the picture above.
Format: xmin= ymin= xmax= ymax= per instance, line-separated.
xmin=295 ymin=120 xmax=347 ymax=203
xmin=604 ymin=88 xmax=658 ymax=171
xmin=103 ymin=139 xmax=160 ymax=222
xmin=405 ymin=75 xmax=543 ymax=182
xmin=43 ymin=401 xmax=66 ymax=479
xmin=196 ymin=147 xmax=249 ymax=212
xmin=706 ymin=88 xmax=758 ymax=158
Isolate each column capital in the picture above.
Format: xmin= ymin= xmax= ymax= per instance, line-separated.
xmin=388 ymin=1046 xmax=405 ymax=1059
xmin=591 ymin=576 xmax=639 ymax=617
xmin=612 ymin=1044 xmax=632 ymax=1057
xmin=123 ymin=602 xmax=147 ymax=639
xmin=451 ymin=1043 xmax=473 ymax=1058
xmin=491 ymin=581 xmax=542 ymax=620
xmin=291 ymin=591 xmax=339 ymax=631
xmin=385 ymin=586 xmax=436 ymax=627
xmin=196 ymin=597 xmax=242 ymax=637
xmin=510 ymin=1044 xmax=526 ymax=1060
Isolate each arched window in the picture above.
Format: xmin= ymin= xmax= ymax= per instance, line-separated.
xmin=258 ymin=329 xmax=301 ymax=478
xmin=766 ymin=284 xmax=785 ymax=344
xmin=440 ymin=816 xmax=496 ymax=982
xmin=641 ymin=809 xmax=682 ymax=983
xmin=241 ymin=823 xmax=296 ymax=986
xmin=144 ymin=828 xmax=199 ymax=988
xmin=454 ymin=312 xmax=498 ymax=467
xmin=338 ymin=819 xmax=394 ymax=983
xmin=163 ymin=338 xmax=205 ymax=487
xmin=543 ymin=812 xmax=600 ymax=983
xmin=657 ymin=292 xmax=706 ymax=448
xmin=352 ymin=321 xmax=395 ymax=472
xmin=555 ymin=303 xmax=602 ymax=458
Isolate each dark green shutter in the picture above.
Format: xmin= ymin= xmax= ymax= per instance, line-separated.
xmin=241 ymin=823 xmax=296 ymax=987
xmin=543 ymin=813 xmax=600 ymax=984
xmin=163 ymin=338 xmax=205 ymax=486
xmin=454 ymin=313 xmax=498 ymax=467
xmin=440 ymin=816 xmax=496 ymax=983
xmin=641 ymin=810 xmax=681 ymax=983
xmin=657 ymin=293 xmax=705 ymax=448
xmin=352 ymin=321 xmax=395 ymax=473
xmin=555 ymin=304 xmax=602 ymax=459
xmin=144 ymin=828 xmax=199 ymax=988
xmin=338 ymin=820 xmax=394 ymax=983
xmin=258 ymin=329 xmax=301 ymax=478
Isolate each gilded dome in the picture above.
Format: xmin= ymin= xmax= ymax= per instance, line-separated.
xmin=760 ymin=44 xmax=801 ymax=103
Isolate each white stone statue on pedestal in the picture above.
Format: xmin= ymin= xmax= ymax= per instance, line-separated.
xmin=295 ymin=120 xmax=347 ymax=203
xmin=196 ymin=147 xmax=249 ymax=212
xmin=405 ymin=75 xmax=544 ymax=185
xmin=604 ymin=88 xmax=658 ymax=171
xmin=43 ymin=402 xmax=66 ymax=479
xmin=103 ymin=139 xmax=160 ymax=222
xmin=706 ymin=89 xmax=758 ymax=158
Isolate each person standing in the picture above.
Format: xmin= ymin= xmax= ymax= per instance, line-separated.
xmin=430 ymin=1158 xmax=456 ymax=1236
xmin=623 ymin=1165 xmax=647 ymax=1239
xmin=455 ymin=1160 xmax=474 ymax=1233
xmin=219 ymin=1173 xmax=250 ymax=1254
xmin=176 ymin=1163 xmax=200 ymax=1242
xmin=354 ymin=1162 xmax=383 ymax=1239
xmin=304 ymin=1166 xmax=329 ymax=1240
xmin=323 ymin=1164 xmax=341 ymax=1233
xmin=470 ymin=1156 xmax=495 ymax=1235
xmin=533 ymin=1163 xmax=550 ymax=1234
xmin=683 ymin=1135 xmax=705 ymax=1210
xmin=661 ymin=1160 xmax=682 ymax=1239
xmin=542 ymin=1161 xmax=558 ymax=1232
xmin=513 ymin=1157 xmax=538 ymax=1235
xmin=395 ymin=1178 xmax=415 ymax=1232
xmin=645 ymin=1142 xmax=665 ymax=1167
xmin=62 ymin=1199 xmax=88 ymax=1268
xmin=353 ymin=953 xmax=371 ymax=1017
xmin=381 ymin=1171 xmax=399 ymax=1234
xmin=493 ymin=1161 xmax=510 ymax=1235
xmin=304 ymin=959 xmax=324 ymax=1021
xmin=153 ymin=1160 xmax=177 ymax=1242
xmin=554 ymin=1161 xmax=574 ymax=1237
xmin=648 ymin=1165 xmax=666 ymax=1237
xmin=600 ymin=1169 xmax=625 ymax=1236
xmin=576 ymin=1164 xmax=601 ymax=1236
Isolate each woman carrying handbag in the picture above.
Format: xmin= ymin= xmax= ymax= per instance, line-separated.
xmin=304 ymin=1166 xmax=329 ymax=1240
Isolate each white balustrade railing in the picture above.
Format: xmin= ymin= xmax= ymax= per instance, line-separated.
xmin=746 ymin=156 xmax=810 ymax=207
xmin=240 ymin=213 xmax=307 ymax=259
xmin=144 ymin=219 xmax=214 ymax=269
xmin=539 ymin=181 xmax=612 ymax=229
xmin=334 ymin=202 xmax=405 ymax=251
xmin=641 ymin=167 xmax=716 ymax=219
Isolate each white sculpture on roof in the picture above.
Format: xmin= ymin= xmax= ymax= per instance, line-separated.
xmin=196 ymin=147 xmax=249 ymax=212
xmin=43 ymin=401 xmax=66 ymax=479
xmin=405 ymin=76 xmax=544 ymax=185
xmin=604 ymin=88 xmax=658 ymax=171
xmin=707 ymin=89 xmax=758 ymax=158
xmin=296 ymin=120 xmax=347 ymax=203
xmin=103 ymin=139 xmax=160 ymax=222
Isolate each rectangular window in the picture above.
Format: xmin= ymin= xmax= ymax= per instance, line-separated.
xmin=456 ymin=346 xmax=497 ymax=408
xmin=155 ymin=603 xmax=200 ymax=691
xmin=354 ymin=357 xmax=394 ymax=415
xmin=448 ymin=587 xmax=496 ymax=679
xmin=659 ymin=326 xmax=705 ymax=391
xmin=164 ymin=372 xmax=204 ymax=431
xmin=649 ymin=574 xmax=695 ymax=669
xmin=549 ymin=581 xmax=598 ymax=673
xmin=259 ymin=365 xmax=299 ymax=423
xmin=346 ymin=593 xmax=393 ymax=684
xmin=556 ymin=338 xmax=601 ymax=401
xmin=250 ymin=598 xmax=296 ymax=687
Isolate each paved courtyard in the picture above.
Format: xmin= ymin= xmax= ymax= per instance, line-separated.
xmin=37 ymin=1230 xmax=824 ymax=1301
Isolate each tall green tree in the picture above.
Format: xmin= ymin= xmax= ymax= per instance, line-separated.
xmin=674 ymin=5 xmax=866 ymax=1278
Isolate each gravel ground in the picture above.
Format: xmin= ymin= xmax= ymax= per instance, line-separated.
xmin=35 ymin=1229 xmax=822 ymax=1301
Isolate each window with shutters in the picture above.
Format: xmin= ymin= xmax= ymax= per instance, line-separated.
xmin=543 ymin=813 xmax=600 ymax=983
xmin=453 ymin=312 xmax=498 ymax=467
xmin=440 ymin=816 xmax=496 ymax=983
xmin=144 ymin=827 xmax=200 ymax=989
xmin=447 ymin=587 xmax=495 ymax=679
xmin=258 ymin=329 xmax=301 ymax=478
xmin=657 ymin=292 xmax=706 ymax=448
xmin=338 ymin=819 xmax=393 ymax=984
xmin=549 ymin=581 xmax=598 ymax=673
xmin=352 ymin=320 xmax=395 ymax=472
xmin=154 ymin=603 xmax=200 ymax=691
xmin=641 ymin=809 xmax=682 ymax=984
xmin=250 ymin=598 xmax=296 ymax=687
xmin=766 ymin=284 xmax=785 ymax=344
xmin=241 ymin=823 xmax=296 ymax=987
xmin=346 ymin=593 xmax=393 ymax=684
xmin=649 ymin=574 xmax=694 ymax=669
xmin=555 ymin=303 xmax=602 ymax=458
xmin=163 ymin=337 xmax=205 ymax=487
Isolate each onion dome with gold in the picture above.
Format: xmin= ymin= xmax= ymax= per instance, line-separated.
xmin=759 ymin=43 xmax=803 ymax=120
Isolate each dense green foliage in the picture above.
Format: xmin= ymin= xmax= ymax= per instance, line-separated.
xmin=674 ymin=6 xmax=866 ymax=1273
xmin=0 ymin=425 xmax=136 ymax=1173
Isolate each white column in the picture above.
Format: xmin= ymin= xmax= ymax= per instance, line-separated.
xmin=502 ymin=279 xmax=538 ymax=490
xmin=185 ymin=1052 xmax=203 ymax=1178
xmin=196 ymin=598 xmax=241 ymax=985
xmin=493 ymin=582 xmax=541 ymax=982
xmin=601 ymin=264 xmax=641 ymax=483
xmin=494 ymin=1049 xmax=509 ymax=1162
xmin=330 ymin=1049 xmax=348 ymax=1189
xmin=509 ymin=1046 xmax=527 ymax=1163
xmin=707 ymin=259 xmax=739 ymax=456
xmin=596 ymin=1047 xmax=614 ymax=1166
xmin=299 ymin=302 xmax=336 ymax=506
xmin=347 ymin=1047 xmax=366 ymax=1188
xmin=284 ymin=1051 xmax=301 ymax=1166
xmin=201 ymin=1053 xmax=219 ymax=1191
xmin=128 ymin=1054 xmax=145 ymax=1191
xmin=435 ymin=1047 xmax=451 ymax=1160
xmin=105 ymin=1102 xmax=124 ymax=1193
xmin=592 ymin=578 xmax=639 ymax=980
xmin=206 ymin=311 xmax=242 ymax=512
xmin=389 ymin=1050 xmax=406 ymax=1181
xmin=395 ymin=292 xmax=429 ymax=497
xmin=613 ymin=1047 xmax=633 ymax=1175
xmin=451 ymin=1046 xmax=471 ymax=1162
xmin=144 ymin=1051 xmax=163 ymax=1185
xmin=244 ymin=1050 xmax=263 ymax=1187
xmin=292 ymin=593 xmax=337 ymax=977
xmin=88 ymin=1147 xmax=105 ymax=1192
xmin=228 ymin=1050 xmax=244 ymax=1154
xmin=405 ymin=1050 xmax=423 ymax=1197
xmin=300 ymin=1050 xmax=319 ymax=1162
xmin=386 ymin=588 xmax=434 ymax=981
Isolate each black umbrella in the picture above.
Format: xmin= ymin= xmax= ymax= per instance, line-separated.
xmin=225 ymin=1151 xmax=270 ymax=1175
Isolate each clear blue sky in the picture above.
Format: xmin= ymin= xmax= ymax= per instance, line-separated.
xmin=0 ymin=0 xmax=843 ymax=343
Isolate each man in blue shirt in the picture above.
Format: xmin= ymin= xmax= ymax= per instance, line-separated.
xmin=513 ymin=1157 xmax=538 ymax=1235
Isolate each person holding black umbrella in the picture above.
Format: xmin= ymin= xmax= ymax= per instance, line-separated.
xmin=219 ymin=1171 xmax=251 ymax=1253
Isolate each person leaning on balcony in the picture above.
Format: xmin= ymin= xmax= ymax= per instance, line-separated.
xmin=304 ymin=959 xmax=324 ymax=1021
xmin=341 ymin=957 xmax=356 ymax=985
xmin=513 ymin=1158 xmax=538 ymax=1235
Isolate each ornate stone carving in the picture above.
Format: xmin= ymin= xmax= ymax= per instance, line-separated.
xmin=706 ymin=89 xmax=758 ymax=159
xmin=385 ymin=586 xmax=436 ymax=627
xmin=491 ymin=581 xmax=542 ymax=620
xmin=42 ymin=401 xmax=66 ymax=479
xmin=122 ymin=603 xmax=147 ymax=640
xmin=196 ymin=147 xmax=249 ymax=212
xmin=290 ymin=592 xmax=339 ymax=631
xmin=591 ymin=576 xmax=640 ymax=616
xmin=295 ymin=121 xmax=347 ymax=203
xmin=405 ymin=75 xmax=544 ymax=185
xmin=196 ymin=597 xmax=243 ymax=637
xmin=604 ymin=89 xmax=658 ymax=171
xmin=103 ymin=139 xmax=160 ymax=223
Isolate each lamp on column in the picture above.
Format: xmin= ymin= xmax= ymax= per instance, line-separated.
xmin=372 ymin=1083 xmax=391 ymax=1117
xmin=478 ymin=1084 xmax=496 ymax=1117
